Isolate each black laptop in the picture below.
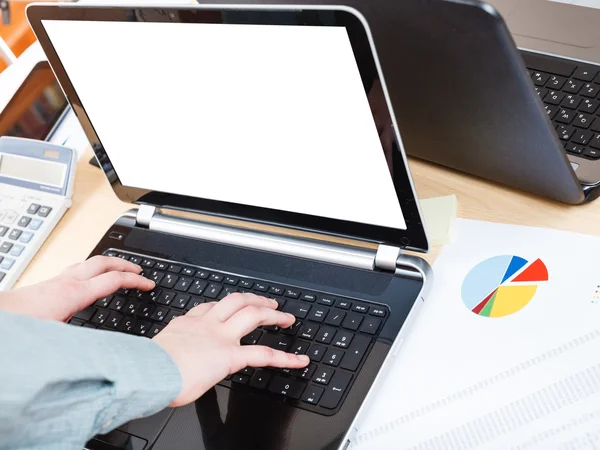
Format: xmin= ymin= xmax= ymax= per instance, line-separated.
xmin=27 ymin=4 xmax=431 ymax=450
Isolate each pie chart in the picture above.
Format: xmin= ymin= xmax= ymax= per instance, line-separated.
xmin=461 ymin=255 xmax=548 ymax=318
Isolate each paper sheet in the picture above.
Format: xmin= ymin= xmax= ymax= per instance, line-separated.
xmin=353 ymin=219 xmax=600 ymax=450
xmin=550 ymin=0 xmax=600 ymax=9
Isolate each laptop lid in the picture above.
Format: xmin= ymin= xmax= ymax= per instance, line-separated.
xmin=27 ymin=3 xmax=429 ymax=253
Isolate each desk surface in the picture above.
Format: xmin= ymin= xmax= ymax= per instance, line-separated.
xmin=13 ymin=148 xmax=600 ymax=288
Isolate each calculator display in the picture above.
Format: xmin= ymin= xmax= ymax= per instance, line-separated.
xmin=0 ymin=153 xmax=66 ymax=188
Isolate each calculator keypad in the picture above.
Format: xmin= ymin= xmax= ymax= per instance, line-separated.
xmin=0 ymin=201 xmax=53 ymax=285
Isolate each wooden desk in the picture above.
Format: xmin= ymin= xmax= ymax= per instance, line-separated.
xmin=13 ymin=148 xmax=600 ymax=288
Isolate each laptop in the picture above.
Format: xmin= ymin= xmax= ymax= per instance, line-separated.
xmin=26 ymin=3 xmax=431 ymax=450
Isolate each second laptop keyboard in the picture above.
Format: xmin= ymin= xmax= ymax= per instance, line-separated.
xmin=68 ymin=249 xmax=389 ymax=416
xmin=521 ymin=50 xmax=600 ymax=160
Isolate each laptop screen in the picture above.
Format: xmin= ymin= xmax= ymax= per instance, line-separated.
xmin=42 ymin=19 xmax=406 ymax=231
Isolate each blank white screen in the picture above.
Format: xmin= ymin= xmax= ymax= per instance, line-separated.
xmin=42 ymin=20 xmax=407 ymax=230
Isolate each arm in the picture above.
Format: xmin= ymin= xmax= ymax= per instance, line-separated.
xmin=0 ymin=310 xmax=181 ymax=450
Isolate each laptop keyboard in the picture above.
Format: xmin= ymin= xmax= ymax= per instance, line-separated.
xmin=68 ymin=250 xmax=389 ymax=416
xmin=521 ymin=51 xmax=600 ymax=160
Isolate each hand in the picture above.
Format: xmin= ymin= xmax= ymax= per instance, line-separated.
xmin=0 ymin=256 xmax=154 ymax=322
xmin=153 ymin=293 xmax=310 ymax=407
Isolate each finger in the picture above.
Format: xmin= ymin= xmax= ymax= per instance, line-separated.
xmin=185 ymin=302 xmax=216 ymax=318
xmin=225 ymin=306 xmax=295 ymax=338
xmin=83 ymin=271 xmax=155 ymax=301
xmin=208 ymin=293 xmax=278 ymax=322
xmin=241 ymin=346 xmax=310 ymax=369
xmin=67 ymin=255 xmax=142 ymax=280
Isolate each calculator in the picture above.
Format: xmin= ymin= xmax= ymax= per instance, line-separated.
xmin=0 ymin=136 xmax=76 ymax=290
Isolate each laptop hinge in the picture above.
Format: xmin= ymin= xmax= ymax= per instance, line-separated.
xmin=136 ymin=204 xmax=156 ymax=228
xmin=375 ymin=244 xmax=402 ymax=272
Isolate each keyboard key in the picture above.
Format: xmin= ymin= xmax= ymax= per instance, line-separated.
xmin=241 ymin=329 xmax=263 ymax=345
xmin=299 ymin=324 xmax=319 ymax=340
xmin=320 ymin=371 xmax=352 ymax=409
xmin=360 ymin=317 xmax=382 ymax=335
xmin=324 ymin=311 xmax=346 ymax=327
xmin=73 ymin=306 xmax=96 ymax=321
xmin=592 ymin=117 xmax=600 ymax=133
xmin=342 ymin=313 xmax=364 ymax=331
xmin=573 ymin=67 xmax=598 ymax=81
xmin=333 ymin=330 xmax=354 ymax=349
xmin=573 ymin=113 xmax=594 ymax=129
xmin=108 ymin=295 xmax=127 ymax=311
xmin=28 ymin=219 xmax=43 ymax=231
xmin=335 ymin=299 xmax=351 ymax=310
xmin=129 ymin=256 xmax=142 ymax=265
xmin=95 ymin=295 xmax=113 ymax=308
xmin=27 ymin=204 xmax=40 ymax=215
xmin=148 ymin=270 xmax=165 ymax=285
xmin=545 ymin=75 xmax=566 ymax=90
xmin=155 ymin=262 xmax=168 ymax=270
xmin=167 ymin=264 xmax=182 ymax=273
xmin=581 ymin=83 xmax=599 ymax=98
xmin=531 ymin=71 xmax=549 ymax=86
xmin=301 ymin=385 xmax=324 ymax=405
xmin=0 ymin=271 xmax=4 ymax=283
xmin=561 ymin=94 xmax=581 ymax=109
xmin=19 ymin=232 xmax=34 ymax=243
xmin=204 ymin=283 xmax=222 ymax=299
xmin=157 ymin=291 xmax=176 ymax=306
xmin=9 ymin=245 xmax=24 ymax=257
xmin=584 ymin=148 xmax=600 ymax=159
xmin=37 ymin=206 xmax=52 ymax=217
xmin=268 ymin=376 xmax=305 ymax=399
xmin=579 ymin=99 xmax=600 ymax=114
xmin=182 ymin=267 xmax=195 ymax=276
xmin=209 ymin=273 xmax=223 ymax=282
xmin=324 ymin=348 xmax=345 ymax=367
xmin=268 ymin=286 xmax=285 ymax=296
xmin=136 ymin=303 xmax=155 ymax=319
xmin=249 ymin=370 xmax=271 ymax=389
xmin=308 ymin=344 xmax=326 ymax=362
xmin=590 ymin=134 xmax=600 ymax=149
xmin=534 ymin=86 xmax=548 ymax=99
xmin=565 ymin=143 xmax=585 ymax=155
xmin=254 ymin=282 xmax=268 ymax=292
xmin=572 ymin=130 xmax=593 ymax=145
xmin=340 ymin=334 xmax=370 ymax=371
xmin=174 ymin=276 xmax=192 ymax=292
xmin=185 ymin=297 xmax=204 ymax=311
xmin=290 ymin=340 xmax=310 ymax=355
xmin=314 ymin=326 xmax=336 ymax=344
xmin=117 ymin=317 xmax=137 ymax=333
xmin=556 ymin=124 xmax=575 ymax=140
xmin=318 ymin=297 xmax=335 ymax=306
xmin=8 ymin=229 xmax=22 ymax=240
xmin=133 ymin=320 xmax=152 ymax=336
xmin=352 ymin=304 xmax=368 ymax=314
xmin=0 ymin=226 xmax=7 ymax=237
xmin=150 ymin=306 xmax=169 ymax=322
xmin=124 ymin=299 xmax=141 ymax=316
xmin=17 ymin=216 xmax=31 ymax=228
xmin=159 ymin=273 xmax=178 ymax=289
xmin=196 ymin=270 xmax=210 ymax=279
xmin=173 ymin=294 xmax=190 ymax=309
xmin=224 ymin=276 xmax=238 ymax=285
xmin=564 ymin=79 xmax=583 ymax=94
xmin=313 ymin=367 xmax=334 ymax=385
xmin=284 ymin=289 xmax=300 ymax=299
xmin=556 ymin=108 xmax=576 ymax=124
xmin=369 ymin=307 xmax=387 ymax=317
xmin=307 ymin=307 xmax=328 ymax=323
xmin=106 ymin=312 xmax=123 ymax=329
xmin=258 ymin=333 xmax=292 ymax=351
xmin=239 ymin=279 xmax=253 ymax=288
xmin=218 ymin=286 xmax=238 ymax=299
xmin=543 ymin=90 xmax=564 ymax=105
xmin=148 ymin=324 xmax=165 ymax=337
xmin=0 ymin=258 xmax=14 ymax=270
xmin=544 ymin=104 xmax=559 ymax=120
xmin=141 ymin=258 xmax=155 ymax=268
xmin=282 ymin=301 xmax=311 ymax=319
xmin=188 ymin=279 xmax=207 ymax=295
xmin=293 ymin=363 xmax=317 ymax=380
xmin=165 ymin=310 xmax=184 ymax=324
xmin=301 ymin=293 xmax=316 ymax=302
xmin=281 ymin=320 xmax=302 ymax=336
